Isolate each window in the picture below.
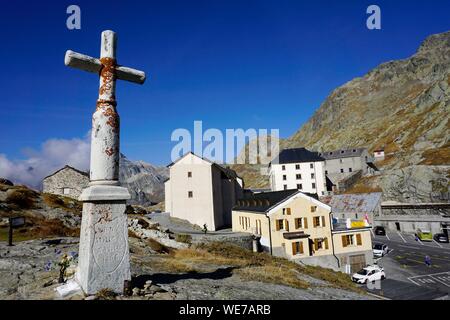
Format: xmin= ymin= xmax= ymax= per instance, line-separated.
xmin=187 ymin=171 xmax=192 ymax=178
xmin=311 ymin=206 xmax=317 ymax=212
xmin=313 ymin=216 xmax=326 ymax=227
xmin=297 ymin=184 xmax=302 ymax=190
xmin=325 ymin=170 xmax=328 ymax=175
xmin=311 ymin=173 xmax=315 ymax=179
xmin=283 ymin=185 xmax=288 ymax=190
xmin=296 ymin=174 xmax=301 ymax=180
xmin=340 ymin=169 xmax=344 ymax=173
xmin=63 ymin=188 xmax=71 ymax=195
xmin=295 ymin=218 xmax=303 ymax=229
xmin=292 ymin=241 xmax=304 ymax=255
xmin=283 ymin=175 xmax=287 ymax=181
xmin=276 ymin=219 xmax=284 ymax=231
xmin=188 ymin=191 xmax=193 ymax=198
xmin=310 ymin=163 xmax=314 ymax=169
xmin=282 ymin=165 xmax=286 ymax=170
xmin=342 ymin=235 xmax=355 ymax=247
xmin=353 ymin=149 xmax=357 ymax=152
xmin=312 ymin=183 xmax=316 ymax=189
xmin=340 ymin=159 xmax=343 ymax=163
xmin=349 ymin=168 xmax=352 ymax=173
xmin=283 ymin=208 xmax=291 ymax=215
xmin=295 ymin=164 xmax=300 ymax=170
xmin=355 ymin=213 xmax=358 ymax=219
xmin=256 ymin=220 xmax=262 ymax=235
xmin=313 ymin=216 xmax=321 ymax=227
xmin=314 ymin=238 xmax=329 ymax=250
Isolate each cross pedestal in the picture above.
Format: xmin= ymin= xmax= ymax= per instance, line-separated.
xmin=65 ymin=30 xmax=146 ymax=295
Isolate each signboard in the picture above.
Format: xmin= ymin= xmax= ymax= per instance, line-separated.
xmin=10 ymin=217 xmax=25 ymax=228
xmin=350 ymin=220 xmax=367 ymax=228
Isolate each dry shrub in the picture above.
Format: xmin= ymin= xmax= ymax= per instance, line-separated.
xmin=42 ymin=193 xmax=65 ymax=207
xmin=146 ymin=238 xmax=172 ymax=254
xmin=42 ymin=193 xmax=82 ymax=215
xmin=95 ymin=288 xmax=117 ymax=300
xmin=175 ymin=233 xmax=192 ymax=244
xmin=299 ymin=265 xmax=362 ymax=293
xmin=5 ymin=187 xmax=39 ymax=209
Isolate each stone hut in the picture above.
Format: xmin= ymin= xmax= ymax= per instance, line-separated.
xmin=42 ymin=165 xmax=89 ymax=200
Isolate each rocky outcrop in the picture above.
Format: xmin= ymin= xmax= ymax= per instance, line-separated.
xmin=119 ymin=154 xmax=169 ymax=206
xmin=233 ymin=31 xmax=450 ymax=202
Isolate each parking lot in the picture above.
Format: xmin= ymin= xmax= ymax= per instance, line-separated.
xmin=367 ymin=229 xmax=450 ymax=300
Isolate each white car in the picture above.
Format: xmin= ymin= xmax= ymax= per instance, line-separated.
xmin=373 ymin=243 xmax=389 ymax=257
xmin=352 ymin=265 xmax=386 ymax=284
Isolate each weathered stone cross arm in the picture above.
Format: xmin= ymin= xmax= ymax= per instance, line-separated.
xmin=64 ymin=50 xmax=146 ymax=84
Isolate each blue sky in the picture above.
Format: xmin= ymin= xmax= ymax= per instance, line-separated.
xmin=0 ymin=0 xmax=449 ymax=168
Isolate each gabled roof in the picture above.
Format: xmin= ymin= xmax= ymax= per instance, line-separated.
xmin=43 ymin=165 xmax=89 ymax=180
xmin=318 ymin=148 xmax=366 ymax=160
xmin=320 ymin=192 xmax=382 ymax=213
xmin=233 ymin=189 xmax=321 ymax=214
xmin=271 ymin=148 xmax=324 ymax=165
xmin=166 ymin=151 xmax=241 ymax=181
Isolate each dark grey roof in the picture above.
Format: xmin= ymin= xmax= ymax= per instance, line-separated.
xmin=43 ymin=165 xmax=89 ymax=180
xmin=271 ymin=148 xmax=324 ymax=165
xmin=318 ymin=148 xmax=366 ymax=160
xmin=233 ymin=189 xmax=318 ymax=213
xmin=283 ymin=232 xmax=310 ymax=240
xmin=321 ymin=192 xmax=382 ymax=213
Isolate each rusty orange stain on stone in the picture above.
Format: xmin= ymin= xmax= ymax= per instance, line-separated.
xmin=99 ymin=57 xmax=116 ymax=97
xmin=105 ymin=147 xmax=115 ymax=156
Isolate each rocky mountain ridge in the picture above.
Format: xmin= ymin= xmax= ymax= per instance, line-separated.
xmin=232 ymin=30 xmax=450 ymax=202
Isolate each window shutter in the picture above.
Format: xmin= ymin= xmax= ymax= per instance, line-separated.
xmin=314 ymin=239 xmax=319 ymax=250
xmin=292 ymin=242 xmax=296 ymax=255
xmin=299 ymin=242 xmax=304 ymax=254
xmin=295 ymin=219 xmax=299 ymax=229
xmin=287 ymin=208 xmax=291 ymax=215
xmin=356 ymin=234 xmax=362 ymax=246
xmin=324 ymin=238 xmax=329 ymax=250
xmin=321 ymin=216 xmax=326 ymax=227
xmin=312 ymin=218 xmax=316 ymax=227
xmin=276 ymin=220 xmax=280 ymax=231
xmin=304 ymin=218 xmax=308 ymax=229
xmin=285 ymin=220 xmax=290 ymax=231
xmin=342 ymin=235 xmax=347 ymax=247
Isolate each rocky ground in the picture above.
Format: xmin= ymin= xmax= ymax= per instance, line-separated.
xmin=0 ymin=236 xmax=374 ymax=300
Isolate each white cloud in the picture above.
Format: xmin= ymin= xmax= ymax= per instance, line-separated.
xmin=0 ymin=133 xmax=90 ymax=189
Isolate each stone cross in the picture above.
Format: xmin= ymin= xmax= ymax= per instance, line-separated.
xmin=64 ymin=30 xmax=146 ymax=295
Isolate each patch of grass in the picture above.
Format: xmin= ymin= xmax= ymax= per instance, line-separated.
xmin=5 ymin=187 xmax=39 ymax=209
xmin=236 ymin=265 xmax=309 ymax=290
xmin=0 ymin=216 xmax=79 ymax=242
xmin=156 ymin=242 xmax=361 ymax=293
xmin=146 ymin=238 xmax=172 ymax=254
xmin=95 ymin=288 xmax=117 ymax=300
xmin=175 ymin=233 xmax=192 ymax=244
xmin=42 ymin=193 xmax=82 ymax=216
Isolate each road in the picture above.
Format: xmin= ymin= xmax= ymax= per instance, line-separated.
xmin=366 ymin=230 xmax=450 ymax=299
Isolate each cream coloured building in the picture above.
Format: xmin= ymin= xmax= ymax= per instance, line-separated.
xmin=269 ymin=148 xmax=327 ymax=196
xmin=232 ymin=189 xmax=373 ymax=273
xmin=165 ymin=152 xmax=244 ymax=231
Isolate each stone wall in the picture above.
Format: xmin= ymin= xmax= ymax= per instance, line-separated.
xmin=43 ymin=167 xmax=89 ymax=200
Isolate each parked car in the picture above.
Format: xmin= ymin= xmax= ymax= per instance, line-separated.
xmin=352 ymin=265 xmax=386 ymax=284
xmin=373 ymin=243 xmax=389 ymax=257
xmin=374 ymin=226 xmax=386 ymax=236
xmin=415 ymin=229 xmax=433 ymax=242
xmin=433 ymin=233 xmax=449 ymax=243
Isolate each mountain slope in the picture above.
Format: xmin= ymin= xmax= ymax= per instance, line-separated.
xmin=233 ymin=31 xmax=450 ymax=202
xmin=119 ymin=154 xmax=169 ymax=206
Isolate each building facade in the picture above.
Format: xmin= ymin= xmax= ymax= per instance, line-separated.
xmin=318 ymin=148 xmax=373 ymax=192
xmin=232 ymin=190 xmax=373 ymax=273
xmin=42 ymin=165 xmax=90 ymax=200
xmin=269 ymin=148 xmax=327 ymax=196
xmin=165 ymin=152 xmax=244 ymax=231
